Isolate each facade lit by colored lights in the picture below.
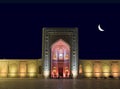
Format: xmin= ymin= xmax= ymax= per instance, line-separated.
xmin=0 ymin=28 xmax=120 ymax=79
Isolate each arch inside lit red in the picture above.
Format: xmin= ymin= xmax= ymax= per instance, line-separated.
xmin=51 ymin=39 xmax=70 ymax=78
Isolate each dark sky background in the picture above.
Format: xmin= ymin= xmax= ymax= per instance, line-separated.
xmin=0 ymin=3 xmax=120 ymax=59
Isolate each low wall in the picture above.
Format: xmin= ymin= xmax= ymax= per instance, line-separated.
xmin=0 ymin=59 xmax=42 ymax=78
xmin=79 ymin=60 xmax=120 ymax=78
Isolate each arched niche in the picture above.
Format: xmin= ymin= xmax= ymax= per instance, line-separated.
xmin=51 ymin=39 xmax=70 ymax=78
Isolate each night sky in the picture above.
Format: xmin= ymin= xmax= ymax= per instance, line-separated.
xmin=0 ymin=3 xmax=120 ymax=59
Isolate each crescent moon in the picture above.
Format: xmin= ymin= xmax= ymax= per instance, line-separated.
xmin=98 ymin=24 xmax=104 ymax=31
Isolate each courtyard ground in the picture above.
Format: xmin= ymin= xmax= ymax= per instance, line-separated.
xmin=0 ymin=78 xmax=119 ymax=89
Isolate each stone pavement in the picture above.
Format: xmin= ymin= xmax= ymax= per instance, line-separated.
xmin=0 ymin=78 xmax=119 ymax=89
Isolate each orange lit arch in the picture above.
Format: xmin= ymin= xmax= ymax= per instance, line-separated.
xmin=51 ymin=39 xmax=70 ymax=78
xmin=51 ymin=39 xmax=70 ymax=52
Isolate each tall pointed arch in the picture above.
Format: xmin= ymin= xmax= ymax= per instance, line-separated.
xmin=51 ymin=39 xmax=70 ymax=51
xmin=51 ymin=39 xmax=70 ymax=78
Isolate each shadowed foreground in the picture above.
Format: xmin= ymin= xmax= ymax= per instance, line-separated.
xmin=0 ymin=79 xmax=119 ymax=89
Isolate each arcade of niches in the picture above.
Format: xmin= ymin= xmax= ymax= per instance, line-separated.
xmin=0 ymin=59 xmax=119 ymax=79
xmin=0 ymin=28 xmax=119 ymax=79
xmin=0 ymin=59 xmax=41 ymax=78
xmin=79 ymin=60 xmax=120 ymax=78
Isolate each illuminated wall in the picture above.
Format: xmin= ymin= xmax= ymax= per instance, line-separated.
xmin=9 ymin=62 xmax=18 ymax=77
xmin=19 ymin=62 xmax=27 ymax=77
xmin=80 ymin=60 xmax=120 ymax=78
xmin=79 ymin=64 xmax=82 ymax=74
xmin=102 ymin=62 xmax=110 ymax=77
xmin=0 ymin=59 xmax=120 ymax=79
xmin=83 ymin=61 xmax=93 ymax=78
xmin=111 ymin=62 xmax=119 ymax=78
xmin=0 ymin=62 xmax=8 ymax=77
xmin=93 ymin=62 xmax=102 ymax=77
xmin=0 ymin=59 xmax=41 ymax=78
xmin=27 ymin=62 xmax=37 ymax=77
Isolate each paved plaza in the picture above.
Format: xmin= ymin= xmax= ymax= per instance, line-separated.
xmin=0 ymin=78 xmax=119 ymax=89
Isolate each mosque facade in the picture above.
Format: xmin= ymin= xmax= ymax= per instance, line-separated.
xmin=0 ymin=28 xmax=119 ymax=79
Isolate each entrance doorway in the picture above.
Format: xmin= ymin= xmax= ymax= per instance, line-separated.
xmin=58 ymin=67 xmax=63 ymax=77
xmin=51 ymin=39 xmax=70 ymax=78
